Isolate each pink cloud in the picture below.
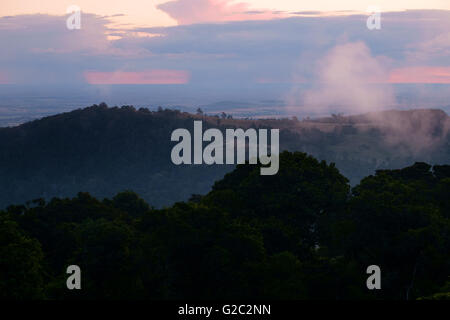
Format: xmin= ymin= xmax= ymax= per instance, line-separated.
xmin=157 ymin=0 xmax=286 ymax=25
xmin=0 ymin=72 xmax=10 ymax=84
xmin=388 ymin=67 xmax=450 ymax=84
xmin=84 ymin=70 xmax=190 ymax=84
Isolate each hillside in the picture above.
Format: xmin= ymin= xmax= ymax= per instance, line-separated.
xmin=0 ymin=104 xmax=449 ymax=208
xmin=1 ymin=152 xmax=449 ymax=300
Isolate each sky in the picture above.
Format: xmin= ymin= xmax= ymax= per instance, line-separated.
xmin=2 ymin=0 xmax=450 ymax=27
xmin=1 ymin=0 xmax=450 ymax=118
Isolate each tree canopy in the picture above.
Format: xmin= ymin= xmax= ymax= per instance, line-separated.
xmin=0 ymin=152 xmax=449 ymax=300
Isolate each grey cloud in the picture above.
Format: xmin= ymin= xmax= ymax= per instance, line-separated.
xmin=0 ymin=10 xmax=449 ymax=108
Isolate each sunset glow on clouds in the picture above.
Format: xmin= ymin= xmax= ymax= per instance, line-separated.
xmin=157 ymin=0 xmax=286 ymax=25
xmin=389 ymin=67 xmax=450 ymax=84
xmin=2 ymin=0 xmax=450 ymax=28
xmin=0 ymin=72 xmax=10 ymax=84
xmin=1 ymin=2 xmax=450 ymax=92
xmin=84 ymin=70 xmax=190 ymax=84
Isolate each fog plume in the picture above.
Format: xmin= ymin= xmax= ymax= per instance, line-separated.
xmin=288 ymin=42 xmax=395 ymax=116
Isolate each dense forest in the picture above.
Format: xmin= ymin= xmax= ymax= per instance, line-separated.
xmin=1 ymin=152 xmax=449 ymax=300
xmin=0 ymin=104 xmax=449 ymax=209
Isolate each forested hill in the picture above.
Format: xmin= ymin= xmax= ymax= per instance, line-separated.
xmin=0 ymin=104 xmax=449 ymax=209
xmin=1 ymin=152 xmax=449 ymax=299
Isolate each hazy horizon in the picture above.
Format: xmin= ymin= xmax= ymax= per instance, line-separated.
xmin=1 ymin=82 xmax=449 ymax=127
